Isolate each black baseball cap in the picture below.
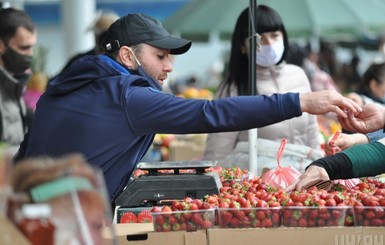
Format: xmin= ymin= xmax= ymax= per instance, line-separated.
xmin=104 ymin=13 xmax=192 ymax=55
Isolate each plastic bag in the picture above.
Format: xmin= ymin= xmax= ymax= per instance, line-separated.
xmin=218 ymin=138 xmax=324 ymax=176
xmin=332 ymin=178 xmax=361 ymax=189
xmin=261 ymin=138 xmax=301 ymax=189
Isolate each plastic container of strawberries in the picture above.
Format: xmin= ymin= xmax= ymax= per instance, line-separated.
xmin=282 ymin=206 xmax=350 ymax=227
xmin=217 ymin=207 xmax=281 ymax=228
xmin=151 ymin=208 xmax=215 ymax=232
xmin=353 ymin=206 xmax=385 ymax=226
xmin=117 ymin=207 xmax=153 ymax=223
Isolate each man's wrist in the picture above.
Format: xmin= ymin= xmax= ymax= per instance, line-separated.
xmin=299 ymin=92 xmax=308 ymax=113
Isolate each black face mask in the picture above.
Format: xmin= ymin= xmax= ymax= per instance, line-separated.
xmin=2 ymin=46 xmax=33 ymax=74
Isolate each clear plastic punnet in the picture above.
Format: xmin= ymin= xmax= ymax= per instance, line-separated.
xmin=46 ymin=169 xmax=118 ymax=245
xmin=10 ymin=154 xmax=118 ymax=245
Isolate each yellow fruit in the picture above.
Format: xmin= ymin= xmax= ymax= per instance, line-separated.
xmin=27 ymin=72 xmax=48 ymax=92
xmin=153 ymin=134 xmax=162 ymax=145
xmin=198 ymin=89 xmax=214 ymax=100
xmin=183 ymin=87 xmax=200 ymax=98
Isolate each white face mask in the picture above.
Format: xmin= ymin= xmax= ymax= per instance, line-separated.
xmin=256 ymin=40 xmax=285 ymax=67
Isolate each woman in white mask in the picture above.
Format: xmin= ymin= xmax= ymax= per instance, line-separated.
xmin=204 ymin=5 xmax=323 ymax=174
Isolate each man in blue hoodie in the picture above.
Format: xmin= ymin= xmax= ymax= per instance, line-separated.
xmin=15 ymin=13 xmax=360 ymax=203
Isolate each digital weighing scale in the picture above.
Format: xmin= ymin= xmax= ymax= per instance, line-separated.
xmin=114 ymin=160 xmax=222 ymax=208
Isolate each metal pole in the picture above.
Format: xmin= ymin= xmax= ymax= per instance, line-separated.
xmin=248 ymin=0 xmax=258 ymax=177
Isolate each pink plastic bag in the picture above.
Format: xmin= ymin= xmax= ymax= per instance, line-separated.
xmin=261 ymin=138 xmax=301 ymax=189
xmin=332 ymin=178 xmax=361 ymax=189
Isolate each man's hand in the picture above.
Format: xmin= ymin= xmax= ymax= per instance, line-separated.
xmin=300 ymin=90 xmax=361 ymax=118
xmin=286 ymin=165 xmax=330 ymax=192
xmin=338 ymin=103 xmax=385 ymax=134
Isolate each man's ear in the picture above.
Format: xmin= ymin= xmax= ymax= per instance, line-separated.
xmin=369 ymin=79 xmax=378 ymax=94
xmin=118 ymin=46 xmax=136 ymax=68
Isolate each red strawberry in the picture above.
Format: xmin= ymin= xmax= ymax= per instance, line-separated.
xmin=261 ymin=218 xmax=273 ymax=227
xmin=172 ymin=223 xmax=181 ymax=231
xmin=220 ymin=211 xmax=233 ymax=226
xmin=162 ymin=206 xmax=172 ymax=218
xmin=162 ymin=223 xmax=171 ymax=232
xmin=120 ymin=212 xmax=137 ymax=223
xmin=201 ymin=220 xmax=212 ymax=229
xmin=298 ymin=218 xmax=308 ymax=227
xmin=137 ymin=210 xmax=152 ymax=223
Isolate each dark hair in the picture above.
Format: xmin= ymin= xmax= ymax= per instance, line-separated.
xmin=218 ymin=5 xmax=288 ymax=96
xmin=219 ymin=7 xmax=251 ymax=96
xmin=362 ymin=62 xmax=385 ymax=89
xmin=256 ymin=4 xmax=289 ymax=64
xmin=0 ymin=7 xmax=35 ymax=44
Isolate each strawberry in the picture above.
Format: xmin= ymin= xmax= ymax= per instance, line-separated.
xmin=205 ymin=195 xmax=219 ymax=207
xmin=261 ymin=218 xmax=273 ymax=227
xmin=201 ymin=220 xmax=212 ymax=229
xmin=298 ymin=218 xmax=308 ymax=227
xmin=365 ymin=210 xmax=376 ymax=219
xmin=172 ymin=223 xmax=181 ymax=231
xmin=155 ymin=215 xmax=165 ymax=225
xmin=120 ymin=211 xmax=137 ymax=223
xmin=331 ymin=209 xmax=343 ymax=219
xmin=151 ymin=206 xmax=162 ymax=213
xmin=271 ymin=212 xmax=280 ymax=225
xmin=256 ymin=210 xmax=265 ymax=220
xmin=162 ymin=223 xmax=171 ymax=232
xmin=219 ymin=211 xmax=233 ymax=226
xmin=162 ymin=206 xmax=172 ymax=218
xmin=230 ymin=217 xmax=241 ymax=228
xmin=171 ymin=200 xmax=182 ymax=211
xmin=192 ymin=213 xmax=203 ymax=225
xmin=344 ymin=215 xmax=354 ymax=226
xmin=235 ymin=210 xmax=246 ymax=220
xmin=370 ymin=218 xmax=383 ymax=226
xmin=137 ymin=210 xmax=152 ymax=223
xmin=168 ymin=215 xmax=178 ymax=225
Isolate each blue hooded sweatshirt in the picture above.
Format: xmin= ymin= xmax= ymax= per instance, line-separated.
xmin=17 ymin=55 xmax=302 ymax=202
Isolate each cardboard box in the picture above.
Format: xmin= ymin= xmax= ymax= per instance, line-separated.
xmin=0 ymin=215 xmax=31 ymax=245
xmin=169 ymin=142 xmax=205 ymax=161
xmin=104 ymin=224 xmax=385 ymax=245
xmin=169 ymin=134 xmax=207 ymax=161
xmin=103 ymin=223 xmax=207 ymax=245
xmin=207 ymin=227 xmax=385 ymax=245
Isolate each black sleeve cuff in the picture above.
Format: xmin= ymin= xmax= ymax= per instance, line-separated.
xmin=307 ymin=153 xmax=353 ymax=180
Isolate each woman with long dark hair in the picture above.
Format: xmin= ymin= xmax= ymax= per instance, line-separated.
xmin=205 ymin=5 xmax=322 ymax=173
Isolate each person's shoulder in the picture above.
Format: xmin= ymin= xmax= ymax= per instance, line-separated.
xmin=284 ymin=63 xmax=306 ymax=73
xmin=283 ymin=63 xmax=309 ymax=79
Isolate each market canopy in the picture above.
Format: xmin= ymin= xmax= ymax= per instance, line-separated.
xmin=258 ymin=0 xmax=385 ymax=40
xmin=164 ymin=0 xmax=385 ymax=42
xmin=162 ymin=0 xmax=249 ymax=42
